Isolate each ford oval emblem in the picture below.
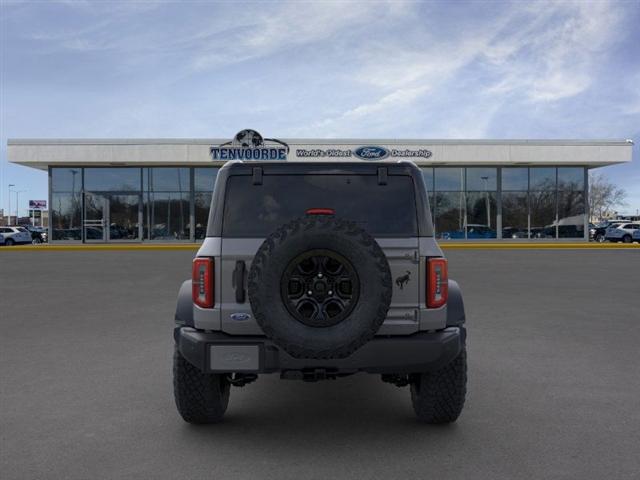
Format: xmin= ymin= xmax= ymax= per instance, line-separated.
xmin=354 ymin=146 xmax=389 ymax=160
xmin=230 ymin=312 xmax=251 ymax=321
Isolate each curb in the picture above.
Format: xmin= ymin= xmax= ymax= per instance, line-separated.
xmin=1 ymin=243 xmax=639 ymax=251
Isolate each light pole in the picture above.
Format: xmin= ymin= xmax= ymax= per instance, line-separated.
xmin=481 ymin=176 xmax=491 ymax=228
xmin=8 ymin=184 xmax=15 ymax=225
xmin=70 ymin=170 xmax=79 ymax=229
xmin=15 ymin=190 xmax=26 ymax=225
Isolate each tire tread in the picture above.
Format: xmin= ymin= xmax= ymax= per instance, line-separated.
xmin=173 ymin=346 xmax=230 ymax=424
xmin=410 ymin=347 xmax=467 ymax=424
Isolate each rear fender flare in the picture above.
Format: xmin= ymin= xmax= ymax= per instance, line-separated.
xmin=446 ymin=279 xmax=466 ymax=327
xmin=175 ymin=280 xmax=194 ymax=328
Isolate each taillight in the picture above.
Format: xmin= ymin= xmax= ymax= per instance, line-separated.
xmin=305 ymin=208 xmax=335 ymax=215
xmin=427 ymin=258 xmax=448 ymax=308
xmin=192 ymin=257 xmax=214 ymax=308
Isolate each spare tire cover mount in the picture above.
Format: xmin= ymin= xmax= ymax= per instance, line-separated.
xmin=248 ymin=216 xmax=392 ymax=359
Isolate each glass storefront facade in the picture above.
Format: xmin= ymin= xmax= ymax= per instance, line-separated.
xmin=49 ymin=165 xmax=587 ymax=242
xmin=50 ymin=166 xmax=219 ymax=242
xmin=421 ymin=166 xmax=587 ymax=240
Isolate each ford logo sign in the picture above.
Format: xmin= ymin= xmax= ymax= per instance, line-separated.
xmin=354 ymin=146 xmax=389 ymax=160
xmin=230 ymin=312 xmax=251 ymax=321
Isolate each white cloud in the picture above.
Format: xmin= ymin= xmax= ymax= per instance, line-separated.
xmin=483 ymin=0 xmax=622 ymax=102
xmin=304 ymin=0 xmax=629 ymax=137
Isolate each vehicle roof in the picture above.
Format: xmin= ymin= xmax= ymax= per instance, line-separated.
xmin=220 ymin=160 xmax=423 ymax=175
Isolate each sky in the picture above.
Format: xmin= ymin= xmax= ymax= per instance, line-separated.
xmin=1 ymin=0 xmax=639 ymax=217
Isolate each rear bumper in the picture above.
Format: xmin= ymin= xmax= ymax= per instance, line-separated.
xmin=175 ymin=326 xmax=465 ymax=375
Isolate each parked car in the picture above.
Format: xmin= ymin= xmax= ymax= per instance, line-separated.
xmin=0 ymin=226 xmax=33 ymax=246
xmin=20 ymin=225 xmax=48 ymax=244
xmin=558 ymin=225 xmax=584 ymax=238
xmin=440 ymin=224 xmax=496 ymax=239
xmin=530 ymin=226 xmax=555 ymax=239
xmin=502 ymin=227 xmax=528 ymax=239
xmin=590 ymin=220 xmax=626 ymax=242
xmin=605 ymin=222 xmax=640 ymax=243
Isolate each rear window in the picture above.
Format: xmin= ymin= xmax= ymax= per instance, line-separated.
xmin=222 ymin=174 xmax=418 ymax=237
xmin=17 ymin=227 xmax=28 ymax=232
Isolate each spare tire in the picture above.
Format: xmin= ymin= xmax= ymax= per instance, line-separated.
xmin=248 ymin=216 xmax=392 ymax=359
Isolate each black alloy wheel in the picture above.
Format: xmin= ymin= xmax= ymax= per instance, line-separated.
xmin=281 ymin=249 xmax=360 ymax=328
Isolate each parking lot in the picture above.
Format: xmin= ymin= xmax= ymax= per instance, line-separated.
xmin=1 ymin=248 xmax=639 ymax=480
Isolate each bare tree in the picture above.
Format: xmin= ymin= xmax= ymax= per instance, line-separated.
xmin=589 ymin=172 xmax=627 ymax=221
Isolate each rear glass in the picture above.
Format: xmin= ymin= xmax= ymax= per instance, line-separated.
xmin=223 ymin=174 xmax=418 ymax=237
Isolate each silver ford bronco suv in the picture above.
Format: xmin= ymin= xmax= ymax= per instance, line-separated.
xmin=173 ymin=161 xmax=467 ymax=424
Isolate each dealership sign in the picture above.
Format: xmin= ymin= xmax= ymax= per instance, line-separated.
xmin=296 ymin=146 xmax=432 ymax=160
xmin=211 ymin=129 xmax=289 ymax=160
xmin=211 ymin=130 xmax=433 ymax=162
xmin=29 ymin=200 xmax=47 ymax=209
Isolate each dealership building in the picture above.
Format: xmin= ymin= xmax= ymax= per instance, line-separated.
xmin=7 ymin=136 xmax=633 ymax=242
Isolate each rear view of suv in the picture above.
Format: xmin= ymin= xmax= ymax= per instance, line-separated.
xmin=173 ymin=161 xmax=467 ymax=424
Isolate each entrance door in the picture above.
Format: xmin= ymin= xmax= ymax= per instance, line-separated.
xmin=84 ymin=193 xmax=142 ymax=242
xmin=84 ymin=193 xmax=107 ymax=242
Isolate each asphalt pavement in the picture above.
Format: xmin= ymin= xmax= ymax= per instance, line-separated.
xmin=1 ymin=249 xmax=639 ymax=480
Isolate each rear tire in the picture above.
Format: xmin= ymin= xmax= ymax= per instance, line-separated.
xmin=410 ymin=347 xmax=467 ymax=424
xmin=173 ymin=345 xmax=230 ymax=424
xmin=5 ymin=238 xmax=14 ymax=246
xmin=32 ymin=238 xmax=42 ymax=245
xmin=622 ymin=235 xmax=632 ymax=243
xmin=595 ymin=233 xmax=605 ymax=243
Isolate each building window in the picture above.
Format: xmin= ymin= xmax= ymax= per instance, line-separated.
xmin=51 ymin=192 xmax=82 ymax=240
xmin=50 ymin=168 xmax=83 ymax=241
xmin=421 ymin=167 xmax=434 ymax=218
xmin=557 ymin=168 xmax=585 ymax=238
xmin=465 ymin=168 xmax=497 ymax=238
xmin=51 ymin=167 xmax=82 ymax=193
xmin=502 ymin=192 xmax=528 ymax=239
xmin=502 ymin=167 xmax=528 ymax=191
xmin=194 ymin=168 xmax=219 ymax=191
xmin=558 ymin=167 xmax=584 ymax=191
xmin=501 ymin=168 xmax=528 ymax=239
xmin=529 ymin=167 xmax=556 ymax=191
xmin=435 ymin=167 xmax=464 ymax=191
xmin=84 ymin=168 xmax=141 ymax=192
xmin=194 ymin=168 xmax=219 ymax=239
xmin=434 ymin=168 xmax=464 ymax=239
xmin=143 ymin=168 xmax=190 ymax=240
xmin=433 ymin=167 xmax=497 ymax=239
xmin=435 ymin=192 xmax=465 ymax=239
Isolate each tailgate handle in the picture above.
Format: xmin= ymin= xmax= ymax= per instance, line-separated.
xmin=233 ymin=260 xmax=246 ymax=303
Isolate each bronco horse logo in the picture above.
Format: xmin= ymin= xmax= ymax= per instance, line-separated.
xmin=395 ymin=270 xmax=411 ymax=290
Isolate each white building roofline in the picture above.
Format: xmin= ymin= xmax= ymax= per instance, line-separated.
xmin=7 ymin=138 xmax=633 ymax=171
